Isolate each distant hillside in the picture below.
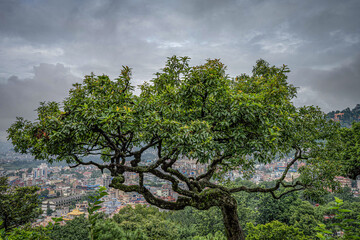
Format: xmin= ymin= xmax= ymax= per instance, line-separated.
xmin=327 ymin=104 xmax=360 ymax=127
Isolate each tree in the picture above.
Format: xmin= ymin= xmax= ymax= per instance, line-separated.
xmin=193 ymin=232 xmax=226 ymax=240
xmin=288 ymin=201 xmax=319 ymax=237
xmin=0 ymin=177 xmax=42 ymax=232
xmin=113 ymin=205 xmax=189 ymax=239
xmin=48 ymin=216 xmax=90 ymax=240
xmin=46 ymin=202 xmax=54 ymax=217
xmin=326 ymin=186 xmax=360 ymax=203
xmin=7 ymin=56 xmax=340 ymax=240
xmin=40 ymin=189 xmax=49 ymax=198
xmin=88 ymin=186 xmax=108 ymax=240
xmin=1 ymin=222 xmax=50 ymax=240
xmin=327 ymin=122 xmax=360 ymax=180
xmin=315 ymin=198 xmax=360 ymax=239
xmin=327 ymin=104 xmax=360 ymax=128
xmin=256 ymin=191 xmax=302 ymax=225
xmin=46 ymin=207 xmax=53 ymax=217
xmin=169 ymin=206 xmax=224 ymax=237
xmin=93 ymin=219 xmax=147 ymax=240
xmin=246 ymin=221 xmax=307 ymax=240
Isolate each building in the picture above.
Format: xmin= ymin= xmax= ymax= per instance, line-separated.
xmin=102 ymin=198 xmax=122 ymax=215
xmin=75 ymin=201 xmax=89 ymax=212
xmin=103 ymin=176 xmax=113 ymax=188
xmin=42 ymin=194 xmax=84 ymax=212
xmin=33 ymin=163 xmax=48 ymax=179
xmin=333 ymin=112 xmax=344 ymax=121
xmin=63 ymin=208 xmax=85 ymax=221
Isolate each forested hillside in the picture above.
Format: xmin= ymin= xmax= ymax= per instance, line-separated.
xmin=327 ymin=104 xmax=360 ymax=127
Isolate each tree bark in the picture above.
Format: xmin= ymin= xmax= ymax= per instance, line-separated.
xmin=220 ymin=203 xmax=245 ymax=240
xmin=4 ymin=214 xmax=8 ymax=232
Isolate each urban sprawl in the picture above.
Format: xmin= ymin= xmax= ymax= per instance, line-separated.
xmin=1 ymin=147 xmax=359 ymax=227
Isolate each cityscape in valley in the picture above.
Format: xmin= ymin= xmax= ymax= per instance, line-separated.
xmin=1 ymin=1 xmax=360 ymax=239
xmin=1 ymin=105 xmax=359 ymax=228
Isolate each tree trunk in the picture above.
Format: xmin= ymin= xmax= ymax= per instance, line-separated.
xmin=4 ymin=214 xmax=8 ymax=232
xmin=220 ymin=203 xmax=245 ymax=240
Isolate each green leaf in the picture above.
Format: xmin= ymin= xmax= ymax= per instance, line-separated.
xmin=338 ymin=209 xmax=352 ymax=213
xmin=91 ymin=206 xmax=102 ymax=212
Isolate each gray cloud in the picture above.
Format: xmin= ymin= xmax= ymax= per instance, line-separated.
xmin=292 ymin=55 xmax=360 ymax=112
xmin=0 ymin=63 xmax=80 ymax=141
xmin=0 ymin=0 xmax=360 ymax=140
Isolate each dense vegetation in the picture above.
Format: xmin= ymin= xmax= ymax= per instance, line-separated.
xmin=1 ymin=179 xmax=359 ymax=239
xmin=327 ymin=104 xmax=360 ymax=128
xmin=325 ymin=122 xmax=360 ymax=180
xmin=0 ymin=177 xmax=41 ymax=232
xmin=7 ymin=56 xmax=344 ymax=239
xmin=5 ymin=56 xmax=360 ymax=239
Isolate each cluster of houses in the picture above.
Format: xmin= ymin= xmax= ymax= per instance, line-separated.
xmin=2 ymin=155 xmax=359 ymax=227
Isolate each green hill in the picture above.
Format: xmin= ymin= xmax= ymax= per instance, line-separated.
xmin=327 ymin=104 xmax=360 ymax=127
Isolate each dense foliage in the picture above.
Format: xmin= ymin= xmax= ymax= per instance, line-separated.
xmin=48 ymin=216 xmax=89 ymax=240
xmin=0 ymin=177 xmax=42 ymax=232
xmin=326 ymin=122 xmax=360 ymax=180
xmin=246 ymin=221 xmax=307 ymax=240
xmin=7 ymin=56 xmax=342 ymax=239
xmin=327 ymin=104 xmax=360 ymax=128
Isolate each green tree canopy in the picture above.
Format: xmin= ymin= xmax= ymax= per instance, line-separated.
xmin=93 ymin=219 xmax=147 ymax=240
xmin=246 ymin=221 xmax=307 ymax=240
xmin=113 ymin=205 xmax=189 ymax=240
xmin=327 ymin=122 xmax=360 ymax=180
xmin=7 ymin=56 xmax=340 ymax=240
xmin=0 ymin=177 xmax=42 ymax=232
xmin=256 ymin=191 xmax=302 ymax=225
xmin=169 ymin=206 xmax=223 ymax=237
xmin=288 ymin=201 xmax=320 ymax=237
xmin=47 ymin=215 xmax=90 ymax=240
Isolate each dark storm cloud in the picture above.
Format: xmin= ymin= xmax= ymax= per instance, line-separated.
xmin=292 ymin=55 xmax=360 ymax=112
xmin=0 ymin=0 xmax=360 ymax=140
xmin=0 ymin=63 xmax=80 ymax=141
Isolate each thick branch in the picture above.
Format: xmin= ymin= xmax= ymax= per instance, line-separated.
xmin=196 ymin=155 xmax=228 ymax=181
xmin=112 ymin=161 xmax=196 ymax=198
xmin=110 ymin=178 xmax=192 ymax=210
xmin=93 ymin=126 xmax=120 ymax=152
xmin=270 ymin=186 xmax=306 ymax=199
xmin=69 ymin=155 xmax=109 ymax=172
xmin=129 ymin=138 xmax=160 ymax=166
xmin=163 ymin=166 xmax=196 ymax=192
xmin=229 ymin=149 xmax=305 ymax=197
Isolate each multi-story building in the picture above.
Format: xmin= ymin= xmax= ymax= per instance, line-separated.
xmin=33 ymin=163 xmax=48 ymax=179
xmin=42 ymin=194 xmax=85 ymax=212
xmin=103 ymin=175 xmax=113 ymax=188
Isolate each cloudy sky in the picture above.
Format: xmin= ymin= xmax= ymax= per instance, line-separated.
xmin=0 ymin=0 xmax=359 ymax=141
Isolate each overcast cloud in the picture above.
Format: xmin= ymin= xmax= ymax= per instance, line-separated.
xmin=0 ymin=0 xmax=359 ymax=141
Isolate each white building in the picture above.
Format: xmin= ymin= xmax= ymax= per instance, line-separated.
xmin=33 ymin=163 xmax=48 ymax=179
